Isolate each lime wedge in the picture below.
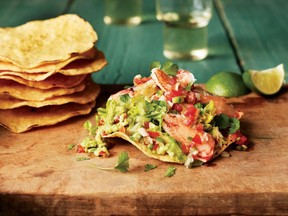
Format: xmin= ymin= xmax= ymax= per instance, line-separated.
xmin=244 ymin=64 xmax=285 ymax=95
xmin=242 ymin=70 xmax=255 ymax=92
xmin=206 ymin=72 xmax=250 ymax=97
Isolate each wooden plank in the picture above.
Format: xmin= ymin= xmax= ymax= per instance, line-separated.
xmin=0 ymin=0 xmax=70 ymax=27
xmin=68 ymin=0 xmax=240 ymax=84
xmin=219 ymin=0 xmax=288 ymax=71
xmin=0 ymin=86 xmax=287 ymax=215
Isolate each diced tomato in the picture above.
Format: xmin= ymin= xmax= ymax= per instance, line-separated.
xmin=184 ymin=104 xmax=198 ymax=125
xmin=113 ymin=117 xmax=119 ymax=124
xmin=181 ymin=143 xmax=190 ymax=154
xmin=192 ymin=134 xmax=202 ymax=144
xmin=153 ymin=143 xmax=159 ymax=151
xmin=171 ymin=89 xmax=183 ymax=97
xmin=237 ymin=136 xmax=247 ymax=145
xmin=172 ymin=103 xmax=183 ymax=112
xmin=196 ymin=124 xmax=203 ymax=132
xmin=148 ymin=131 xmax=160 ymax=138
xmin=232 ymin=131 xmax=248 ymax=145
xmin=186 ymin=104 xmax=197 ymax=116
xmin=229 ymin=131 xmax=248 ymax=145
xmin=192 ymin=132 xmax=215 ymax=162
xmin=76 ymin=145 xmax=85 ymax=153
xmin=98 ymin=151 xmax=107 ymax=157
xmin=166 ymin=89 xmax=184 ymax=101
xmin=144 ymin=122 xmax=150 ymax=129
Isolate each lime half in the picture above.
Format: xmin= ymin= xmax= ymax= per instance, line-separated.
xmin=243 ymin=64 xmax=285 ymax=95
xmin=206 ymin=72 xmax=250 ymax=97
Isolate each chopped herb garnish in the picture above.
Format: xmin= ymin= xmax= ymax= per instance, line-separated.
xmin=114 ymin=151 xmax=130 ymax=172
xmin=214 ymin=114 xmax=230 ymax=129
xmin=76 ymin=156 xmax=90 ymax=161
xmin=162 ymin=61 xmax=179 ymax=76
xmin=165 ymin=166 xmax=176 ymax=177
xmin=68 ymin=144 xmax=76 ymax=150
xmin=214 ymin=114 xmax=240 ymax=134
xmin=194 ymin=102 xmax=203 ymax=109
xmin=120 ymin=94 xmax=131 ymax=103
xmin=91 ymin=151 xmax=130 ymax=173
xmin=83 ymin=120 xmax=97 ymax=135
xmin=84 ymin=120 xmax=93 ymax=130
xmin=150 ymin=61 xmax=179 ymax=76
xmin=150 ymin=61 xmax=161 ymax=70
xmin=228 ymin=117 xmax=240 ymax=134
xmin=144 ymin=164 xmax=157 ymax=172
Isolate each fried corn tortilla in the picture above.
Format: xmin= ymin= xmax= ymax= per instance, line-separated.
xmin=0 ymin=14 xmax=106 ymax=133
xmin=105 ymin=131 xmax=236 ymax=163
xmin=0 ymin=14 xmax=97 ymax=68
xmin=0 ymin=47 xmax=97 ymax=73
xmin=0 ymin=79 xmax=86 ymax=101
xmin=105 ymin=132 xmax=186 ymax=163
xmin=80 ymin=66 xmax=248 ymax=167
xmin=0 ymin=74 xmax=88 ymax=90
xmin=0 ymin=101 xmax=96 ymax=133
xmin=0 ymin=80 xmax=100 ymax=109
xmin=0 ymin=50 xmax=107 ymax=81
xmin=0 ymin=71 xmax=54 ymax=81
xmin=59 ymin=50 xmax=107 ymax=76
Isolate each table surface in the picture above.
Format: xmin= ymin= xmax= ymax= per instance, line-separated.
xmin=0 ymin=0 xmax=288 ymax=215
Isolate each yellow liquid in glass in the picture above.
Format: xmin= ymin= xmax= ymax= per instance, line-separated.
xmin=160 ymin=12 xmax=210 ymax=60
xmin=104 ymin=0 xmax=142 ymax=25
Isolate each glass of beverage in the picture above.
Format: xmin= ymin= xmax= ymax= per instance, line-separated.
xmin=104 ymin=0 xmax=142 ymax=26
xmin=156 ymin=0 xmax=212 ymax=61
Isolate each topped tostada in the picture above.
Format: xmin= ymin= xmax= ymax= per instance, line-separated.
xmin=80 ymin=62 xmax=248 ymax=168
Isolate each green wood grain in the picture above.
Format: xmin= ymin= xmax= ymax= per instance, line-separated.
xmin=220 ymin=0 xmax=288 ymax=72
xmin=68 ymin=0 xmax=239 ymax=84
xmin=0 ymin=0 xmax=69 ymax=27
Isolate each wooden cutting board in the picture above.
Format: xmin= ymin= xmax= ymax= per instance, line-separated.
xmin=0 ymin=85 xmax=287 ymax=216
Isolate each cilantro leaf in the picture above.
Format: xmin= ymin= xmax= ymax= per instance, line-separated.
xmin=214 ymin=114 xmax=240 ymax=134
xmin=150 ymin=61 xmax=161 ymax=70
xmin=83 ymin=120 xmax=93 ymax=130
xmin=214 ymin=114 xmax=230 ymax=129
xmin=68 ymin=144 xmax=76 ymax=150
xmin=149 ymin=61 xmax=179 ymax=76
xmin=144 ymin=164 xmax=157 ymax=172
xmin=120 ymin=94 xmax=131 ymax=103
xmin=114 ymin=151 xmax=130 ymax=173
xmin=90 ymin=151 xmax=130 ymax=173
xmin=228 ymin=117 xmax=240 ymax=134
xmin=76 ymin=157 xmax=90 ymax=161
xmin=165 ymin=166 xmax=176 ymax=177
xmin=162 ymin=61 xmax=179 ymax=76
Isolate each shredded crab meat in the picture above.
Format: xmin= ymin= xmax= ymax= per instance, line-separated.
xmin=151 ymin=68 xmax=196 ymax=92
xmin=176 ymin=69 xmax=196 ymax=87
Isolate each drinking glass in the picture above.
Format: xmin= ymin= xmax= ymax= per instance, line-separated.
xmin=156 ymin=0 xmax=212 ymax=60
xmin=104 ymin=0 xmax=142 ymax=26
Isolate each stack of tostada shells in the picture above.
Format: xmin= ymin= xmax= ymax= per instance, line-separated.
xmin=0 ymin=14 xmax=107 ymax=133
